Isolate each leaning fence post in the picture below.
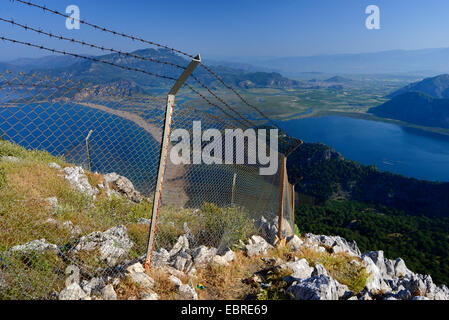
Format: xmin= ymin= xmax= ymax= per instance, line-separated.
xmin=278 ymin=155 xmax=287 ymax=241
xmin=231 ymin=173 xmax=237 ymax=206
xmin=145 ymin=54 xmax=201 ymax=271
xmin=85 ymin=130 xmax=93 ymax=171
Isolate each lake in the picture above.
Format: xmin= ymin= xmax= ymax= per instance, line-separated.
xmin=280 ymin=116 xmax=449 ymax=182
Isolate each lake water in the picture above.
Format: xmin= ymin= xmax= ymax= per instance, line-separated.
xmin=280 ymin=116 xmax=449 ymax=182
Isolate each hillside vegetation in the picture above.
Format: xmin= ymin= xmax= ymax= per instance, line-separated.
xmin=369 ymin=74 xmax=449 ymax=129
xmin=388 ymin=74 xmax=449 ymax=99
xmin=369 ymin=92 xmax=449 ymax=129
xmin=0 ymin=139 xmax=373 ymax=300
xmin=289 ymin=142 xmax=449 ymax=217
xmin=289 ymin=143 xmax=449 ymax=286
xmin=295 ymin=200 xmax=449 ymax=286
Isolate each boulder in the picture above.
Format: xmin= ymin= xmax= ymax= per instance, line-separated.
xmin=59 ymin=283 xmax=89 ymax=300
xmin=244 ymin=235 xmax=273 ymax=257
xmin=304 ymin=234 xmax=361 ymax=257
xmin=101 ymin=284 xmax=117 ymax=300
xmin=212 ymin=249 xmax=235 ymax=266
xmin=81 ymin=277 xmax=105 ymax=296
xmin=255 ymin=216 xmax=278 ymax=245
xmin=62 ymin=221 xmax=82 ymax=236
xmin=103 ymin=172 xmax=142 ymax=203
xmin=126 ymin=262 xmax=145 ymax=274
xmin=128 ymin=272 xmax=155 ymax=291
xmin=192 ymin=246 xmax=217 ymax=267
xmin=178 ymin=284 xmax=198 ymax=300
xmin=404 ymin=274 xmax=449 ymax=300
xmin=221 ymin=249 xmax=236 ymax=263
xmin=72 ymin=225 xmax=134 ymax=266
xmin=64 ymin=265 xmax=80 ymax=286
xmin=151 ymin=248 xmax=170 ymax=268
xmin=48 ymin=162 xmax=62 ymax=170
xmin=393 ymin=258 xmax=413 ymax=278
xmin=287 ymin=274 xmax=349 ymax=300
xmin=169 ymin=235 xmax=189 ymax=258
xmin=10 ymin=239 xmax=58 ymax=254
xmin=361 ymin=254 xmax=391 ymax=294
xmin=166 ymin=266 xmax=186 ymax=278
xmin=282 ymin=259 xmax=314 ymax=280
xmin=173 ymin=251 xmax=193 ymax=272
xmin=126 ymin=262 xmax=155 ymax=291
xmin=63 ymin=166 xmax=98 ymax=197
xmin=286 ymin=235 xmax=303 ymax=251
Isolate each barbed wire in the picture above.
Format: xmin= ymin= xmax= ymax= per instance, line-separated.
xmin=197 ymin=63 xmax=285 ymax=132
xmin=0 ymin=17 xmax=187 ymax=70
xmin=10 ymin=0 xmax=285 ymax=132
xmin=0 ymin=17 xmax=258 ymax=127
xmin=0 ymin=35 xmax=262 ymax=130
xmin=0 ymin=36 xmax=178 ymax=82
xmin=183 ymin=83 xmax=254 ymax=128
xmin=11 ymin=0 xmax=195 ymax=59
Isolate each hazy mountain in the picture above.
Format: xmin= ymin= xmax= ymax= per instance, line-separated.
xmin=203 ymin=59 xmax=276 ymax=73
xmin=234 ymin=47 xmax=449 ymax=75
xmin=7 ymin=55 xmax=83 ymax=71
xmin=324 ymin=76 xmax=353 ymax=83
xmin=0 ymin=49 xmax=301 ymax=90
xmin=369 ymin=92 xmax=449 ymax=129
xmin=388 ymin=74 xmax=449 ymax=99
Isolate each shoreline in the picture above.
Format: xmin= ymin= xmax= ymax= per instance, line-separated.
xmin=276 ymin=109 xmax=449 ymax=138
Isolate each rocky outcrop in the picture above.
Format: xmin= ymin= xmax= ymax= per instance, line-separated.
xmin=287 ymin=274 xmax=350 ymax=300
xmin=7 ymin=209 xmax=447 ymax=301
xmin=126 ymin=262 xmax=156 ymax=292
xmin=304 ymin=234 xmax=361 ymax=257
xmin=71 ymin=225 xmax=134 ymax=266
xmin=59 ymin=283 xmax=90 ymax=300
xmin=281 ymin=258 xmax=314 ymax=280
xmin=244 ymin=235 xmax=273 ymax=257
xmin=103 ymin=172 xmax=142 ymax=203
xmin=10 ymin=239 xmax=58 ymax=254
xmin=63 ymin=166 xmax=99 ymax=197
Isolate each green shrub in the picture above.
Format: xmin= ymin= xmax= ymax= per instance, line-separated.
xmin=201 ymin=202 xmax=256 ymax=249
xmin=0 ymin=166 xmax=6 ymax=189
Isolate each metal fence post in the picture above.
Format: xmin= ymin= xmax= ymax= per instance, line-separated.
xmin=145 ymin=54 xmax=201 ymax=271
xmin=278 ymin=155 xmax=287 ymax=241
xmin=85 ymin=130 xmax=93 ymax=171
xmin=231 ymin=173 xmax=237 ymax=206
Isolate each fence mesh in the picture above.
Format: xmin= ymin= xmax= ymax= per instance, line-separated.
xmin=0 ymin=70 xmax=298 ymax=299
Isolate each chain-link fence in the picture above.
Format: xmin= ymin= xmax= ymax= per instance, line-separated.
xmin=0 ymin=70 xmax=299 ymax=299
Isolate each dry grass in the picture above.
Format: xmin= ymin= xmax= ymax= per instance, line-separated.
xmin=1 ymin=140 xmax=369 ymax=300
xmin=188 ymin=251 xmax=265 ymax=300
xmin=114 ymin=277 xmax=145 ymax=300
xmin=149 ymin=268 xmax=188 ymax=300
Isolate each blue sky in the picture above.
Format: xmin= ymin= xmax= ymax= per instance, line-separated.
xmin=1 ymin=0 xmax=449 ymax=61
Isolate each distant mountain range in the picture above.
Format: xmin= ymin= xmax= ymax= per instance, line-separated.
xmin=369 ymin=74 xmax=449 ymax=129
xmin=224 ymin=47 xmax=449 ymax=75
xmin=0 ymin=49 xmax=301 ymax=91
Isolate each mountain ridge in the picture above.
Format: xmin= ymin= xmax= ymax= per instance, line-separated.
xmin=368 ymin=74 xmax=449 ymax=129
xmin=0 ymin=48 xmax=301 ymax=90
